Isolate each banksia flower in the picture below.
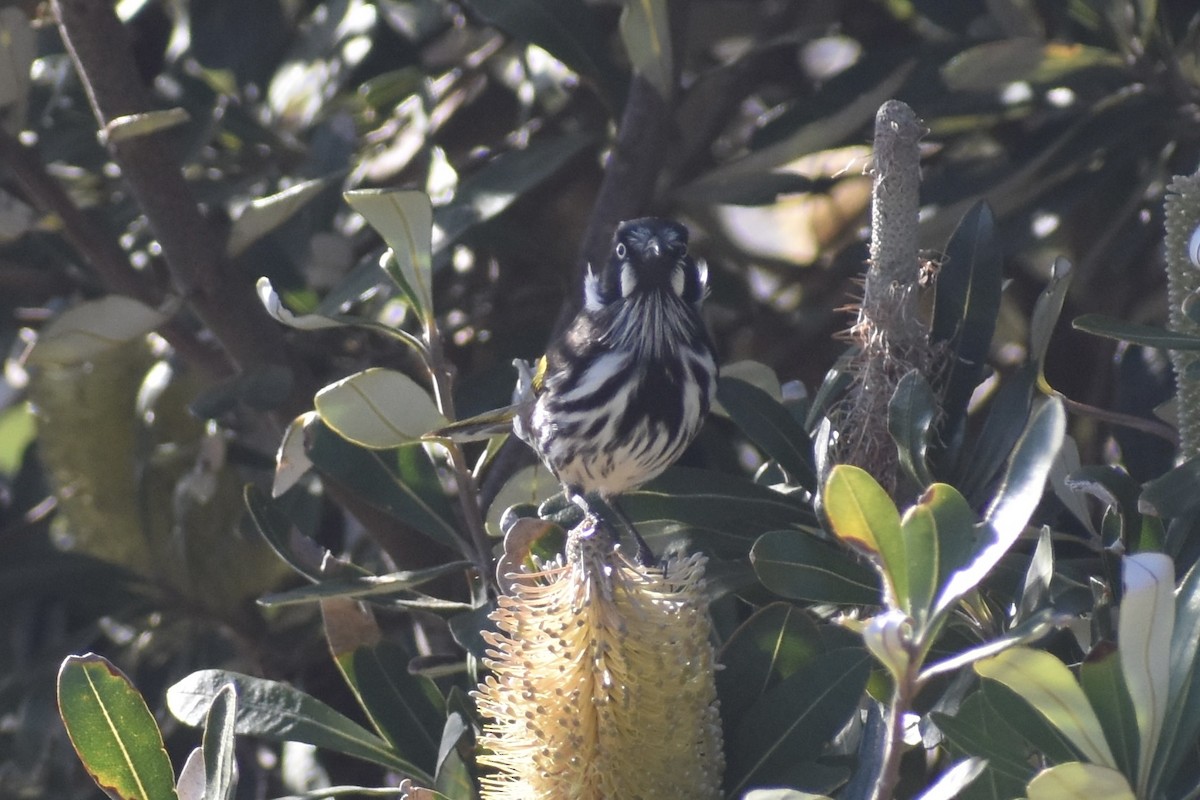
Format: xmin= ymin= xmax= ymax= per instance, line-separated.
xmin=474 ymin=516 xmax=724 ymax=800
xmin=1164 ymin=165 xmax=1200 ymax=458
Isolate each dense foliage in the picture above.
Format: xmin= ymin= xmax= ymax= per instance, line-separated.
xmin=4 ymin=1 xmax=1200 ymax=798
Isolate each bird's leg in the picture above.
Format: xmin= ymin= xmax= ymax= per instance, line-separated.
xmin=607 ymin=497 xmax=656 ymax=567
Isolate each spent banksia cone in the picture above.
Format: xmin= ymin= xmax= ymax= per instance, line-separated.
xmin=474 ymin=516 xmax=724 ymax=800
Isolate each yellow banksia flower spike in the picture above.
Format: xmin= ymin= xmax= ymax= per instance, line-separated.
xmin=474 ymin=516 xmax=724 ymax=800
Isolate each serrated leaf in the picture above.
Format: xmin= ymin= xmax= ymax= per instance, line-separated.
xmin=57 ymin=654 xmax=179 ymax=800
xmin=1025 ymin=762 xmax=1136 ymax=800
xmin=227 ymin=178 xmax=329 ymax=258
xmin=1119 ymin=553 xmax=1173 ymax=794
xmin=726 ymin=647 xmax=871 ymax=797
xmin=314 ymin=368 xmax=446 ymax=449
xmin=931 ymin=201 xmax=1002 ymax=441
xmin=888 ymin=370 xmax=937 ymax=488
xmin=1073 ymin=314 xmax=1200 ymax=350
xmin=344 ymin=190 xmax=434 ymax=316
xmin=718 ymin=375 xmax=816 ymax=488
xmin=28 ymin=296 xmax=169 ymax=366
xmin=823 ymin=465 xmax=903 ymax=607
xmin=619 ymin=0 xmax=672 ymax=100
xmin=750 ymin=531 xmax=880 ymax=605
xmin=166 ymin=670 xmax=431 ymax=783
xmin=201 ymin=685 xmax=238 ymax=800
xmin=975 ymin=647 xmax=1117 ymax=769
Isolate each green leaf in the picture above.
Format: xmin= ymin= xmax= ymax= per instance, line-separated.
xmin=166 ymin=670 xmax=432 ymax=783
xmin=938 ymin=398 xmax=1065 ymax=614
xmin=619 ymin=0 xmax=672 ymax=100
xmin=1031 ymin=257 xmax=1074 ymax=371
xmin=981 ymin=680 xmax=1084 ymax=765
xmin=1139 ymin=453 xmax=1200 ymax=518
xmin=716 ymin=603 xmax=826 ymax=732
xmin=933 ymin=692 xmax=1039 ymax=789
xmin=975 ymin=647 xmax=1117 ymax=769
xmin=1025 ymin=762 xmax=1136 ymax=800
xmin=1118 ymin=553 xmax=1173 ymax=794
xmin=305 ymin=424 xmax=462 ymax=548
xmin=1079 ymin=642 xmax=1141 ymax=782
xmin=1149 ymin=556 xmax=1200 ymax=794
xmin=433 ymin=132 xmax=595 ymax=252
xmin=201 ymin=685 xmax=238 ymax=800
xmin=101 ymin=108 xmax=190 ymax=144
xmin=1065 ymin=465 xmax=1143 ymax=548
xmin=718 ymin=376 xmax=816 ymax=488
xmin=931 ymin=201 xmax=1002 ymax=441
xmin=57 ymin=654 xmax=180 ymax=800
xmin=461 ymin=0 xmax=625 ymax=107
xmin=621 ymin=467 xmax=818 ymax=559
xmin=918 ymin=483 xmax=980 ymax=597
xmin=1073 ymin=314 xmax=1200 ymax=350
xmin=344 ymin=190 xmax=434 ymax=317
xmin=227 ymin=177 xmax=330 ymax=257
xmin=958 ymin=363 xmax=1038 ymax=505
xmin=823 ymin=465 xmax=904 ymax=608
xmin=726 ymin=647 xmax=871 ymax=797
xmin=942 ymin=39 xmax=1124 ymax=91
xmin=888 ymin=371 xmax=937 ymax=488
xmin=322 ymin=600 xmax=444 ymax=769
xmin=259 ymin=563 xmax=472 ymax=607
xmin=314 ymin=368 xmax=446 ymax=449
xmin=921 ymin=608 xmax=1063 ymax=683
xmin=27 ymin=296 xmax=169 ymax=366
xmin=898 ymin=504 xmax=939 ymax=624
xmin=751 ymin=531 xmax=881 ymax=605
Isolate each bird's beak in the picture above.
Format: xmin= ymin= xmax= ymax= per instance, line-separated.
xmin=646 ymin=238 xmax=662 ymax=258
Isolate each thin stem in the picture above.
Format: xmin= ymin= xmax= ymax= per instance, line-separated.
xmin=871 ymin=665 xmax=917 ymax=800
xmin=1056 ymin=392 xmax=1179 ymax=445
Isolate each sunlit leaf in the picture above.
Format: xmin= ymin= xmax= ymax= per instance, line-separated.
xmin=823 ymin=465 xmax=903 ymax=607
xmin=259 ymin=563 xmax=472 ymax=606
xmin=201 ymin=684 xmax=238 ymax=800
xmin=28 ymin=296 xmax=169 ymax=366
xmin=57 ymin=654 xmax=179 ymax=800
xmin=167 ymin=670 xmax=432 ymax=782
xmin=314 ymin=368 xmax=446 ymax=449
xmin=344 ymin=190 xmax=434 ymax=316
xmin=1118 ymin=552 xmax=1173 ymax=793
xmin=1149 ymin=556 xmax=1200 ymax=794
xmin=273 ymin=411 xmax=316 ymax=498
xmin=942 ymin=39 xmax=1124 ymax=91
xmin=1025 ymin=762 xmax=1136 ymax=800
xmin=227 ymin=178 xmax=330 ymax=258
xmin=620 ymin=0 xmax=672 ymax=100
xmin=100 ymin=108 xmax=190 ymax=144
xmin=915 ymin=757 xmax=987 ymax=800
xmin=1073 ymin=314 xmax=1200 ymax=350
xmin=975 ymin=647 xmax=1117 ymax=769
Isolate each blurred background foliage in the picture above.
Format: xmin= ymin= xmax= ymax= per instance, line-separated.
xmin=3 ymin=0 xmax=1200 ymax=797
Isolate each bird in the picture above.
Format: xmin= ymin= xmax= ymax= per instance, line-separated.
xmin=509 ymin=217 xmax=718 ymax=563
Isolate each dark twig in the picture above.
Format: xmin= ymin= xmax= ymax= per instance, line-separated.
xmin=0 ymin=128 xmax=230 ymax=379
xmin=50 ymin=0 xmax=309 ymax=409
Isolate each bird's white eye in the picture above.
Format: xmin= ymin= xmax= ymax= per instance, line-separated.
xmin=615 ymin=242 xmax=627 ymax=260
xmin=671 ymin=264 xmax=686 ymax=296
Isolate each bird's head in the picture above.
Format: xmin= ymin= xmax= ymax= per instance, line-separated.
xmin=584 ymin=218 xmax=708 ymax=311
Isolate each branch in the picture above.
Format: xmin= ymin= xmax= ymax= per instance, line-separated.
xmin=50 ymin=0 xmax=310 ymax=408
xmin=0 ymin=128 xmax=230 ymax=378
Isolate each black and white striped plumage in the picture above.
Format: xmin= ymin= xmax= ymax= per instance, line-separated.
xmin=513 ymin=218 xmax=717 ymax=554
